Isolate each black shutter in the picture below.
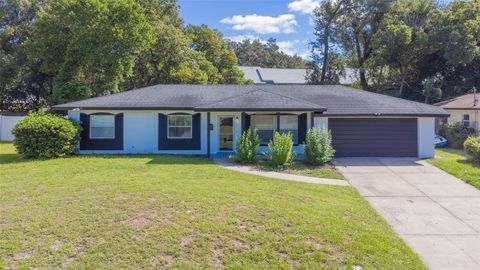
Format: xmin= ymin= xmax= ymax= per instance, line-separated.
xmin=244 ymin=114 xmax=251 ymax=131
xmin=159 ymin=113 xmax=201 ymax=150
xmin=80 ymin=113 xmax=89 ymax=150
xmin=79 ymin=113 xmax=123 ymax=150
xmin=298 ymin=113 xmax=307 ymax=144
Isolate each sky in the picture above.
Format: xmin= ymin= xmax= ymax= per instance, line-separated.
xmin=179 ymin=0 xmax=320 ymax=59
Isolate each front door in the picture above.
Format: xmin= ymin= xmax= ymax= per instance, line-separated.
xmin=219 ymin=116 xmax=234 ymax=151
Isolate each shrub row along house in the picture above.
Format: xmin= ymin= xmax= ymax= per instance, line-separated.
xmin=52 ymin=84 xmax=448 ymax=158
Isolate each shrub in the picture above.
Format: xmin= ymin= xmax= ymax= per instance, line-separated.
xmin=439 ymin=123 xmax=476 ymax=149
xmin=464 ymin=136 xmax=480 ymax=163
xmin=231 ymin=128 xmax=260 ymax=164
xmin=12 ymin=112 xmax=81 ymax=159
xmin=304 ymin=127 xmax=335 ymax=165
xmin=265 ymin=131 xmax=296 ymax=167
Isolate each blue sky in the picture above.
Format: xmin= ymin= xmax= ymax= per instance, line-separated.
xmin=179 ymin=0 xmax=319 ymax=59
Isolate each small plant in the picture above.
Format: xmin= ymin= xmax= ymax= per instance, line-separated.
xmin=230 ymin=128 xmax=260 ymax=164
xmin=264 ymin=131 xmax=296 ymax=167
xmin=439 ymin=123 xmax=476 ymax=149
xmin=464 ymin=136 xmax=480 ymax=163
xmin=304 ymin=127 xmax=335 ymax=165
xmin=12 ymin=111 xmax=81 ymax=159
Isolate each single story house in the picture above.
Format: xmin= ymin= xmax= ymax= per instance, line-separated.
xmin=434 ymin=93 xmax=479 ymax=135
xmin=52 ymin=84 xmax=448 ymax=158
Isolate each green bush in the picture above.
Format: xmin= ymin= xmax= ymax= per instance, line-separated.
xmin=265 ymin=131 xmax=296 ymax=167
xmin=439 ymin=123 xmax=476 ymax=149
xmin=464 ymin=136 xmax=480 ymax=163
xmin=230 ymin=128 xmax=260 ymax=164
xmin=12 ymin=112 xmax=81 ymax=159
xmin=304 ymin=127 xmax=335 ymax=165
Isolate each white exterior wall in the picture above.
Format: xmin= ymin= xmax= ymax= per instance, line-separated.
xmin=417 ymin=117 xmax=435 ymax=158
xmin=314 ymin=116 xmax=436 ymax=158
xmin=70 ymin=110 xmax=208 ymax=155
xmin=446 ymin=109 xmax=479 ymax=134
xmin=0 ymin=115 xmax=27 ymax=141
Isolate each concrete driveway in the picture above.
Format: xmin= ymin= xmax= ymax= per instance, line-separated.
xmin=335 ymin=157 xmax=480 ymax=270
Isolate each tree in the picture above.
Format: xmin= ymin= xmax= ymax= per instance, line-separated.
xmin=310 ymin=0 xmax=352 ymax=84
xmin=185 ymin=25 xmax=248 ymax=84
xmin=28 ymin=0 xmax=154 ymax=103
xmin=227 ymin=38 xmax=306 ymax=68
xmin=0 ymin=0 xmax=50 ymax=110
xmin=422 ymin=74 xmax=442 ymax=103
xmin=373 ymin=0 xmax=436 ymax=97
xmin=336 ymin=0 xmax=391 ymax=90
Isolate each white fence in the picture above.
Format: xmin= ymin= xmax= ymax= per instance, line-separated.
xmin=0 ymin=113 xmax=27 ymax=141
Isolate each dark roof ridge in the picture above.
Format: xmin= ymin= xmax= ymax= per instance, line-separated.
xmin=258 ymin=88 xmax=324 ymax=109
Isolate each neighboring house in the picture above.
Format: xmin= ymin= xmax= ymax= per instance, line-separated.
xmin=52 ymin=84 xmax=448 ymax=158
xmin=434 ymin=93 xmax=480 ymax=135
xmin=239 ymin=66 xmax=357 ymax=85
xmin=0 ymin=111 xmax=27 ymax=141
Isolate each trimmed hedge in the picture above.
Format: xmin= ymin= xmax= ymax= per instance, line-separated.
xmin=464 ymin=136 xmax=480 ymax=163
xmin=12 ymin=112 xmax=81 ymax=159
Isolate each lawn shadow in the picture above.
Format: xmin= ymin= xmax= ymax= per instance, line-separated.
xmin=74 ymin=153 xmax=213 ymax=165
xmin=0 ymin=153 xmax=28 ymax=164
xmin=457 ymin=159 xmax=480 ymax=168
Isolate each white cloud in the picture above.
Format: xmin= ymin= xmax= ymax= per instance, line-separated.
xmin=276 ymin=40 xmax=300 ymax=56
xmin=220 ymin=14 xmax=297 ymax=34
xmin=288 ymin=0 xmax=320 ymax=15
xmin=224 ymin=34 xmax=262 ymax=43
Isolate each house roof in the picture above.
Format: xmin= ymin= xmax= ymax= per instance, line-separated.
xmin=52 ymin=84 xmax=449 ymax=117
xmin=238 ymin=66 xmax=357 ymax=85
xmin=434 ymin=93 xmax=480 ymax=110
xmin=195 ymin=89 xmax=325 ymax=111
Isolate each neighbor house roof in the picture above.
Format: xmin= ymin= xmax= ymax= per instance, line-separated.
xmin=52 ymin=84 xmax=448 ymax=117
xmin=238 ymin=66 xmax=357 ymax=85
xmin=434 ymin=93 xmax=480 ymax=110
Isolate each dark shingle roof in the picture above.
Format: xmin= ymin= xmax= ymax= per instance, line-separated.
xmin=52 ymin=84 xmax=448 ymax=116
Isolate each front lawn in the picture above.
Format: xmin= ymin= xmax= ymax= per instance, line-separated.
xmin=428 ymin=148 xmax=480 ymax=190
xmin=0 ymin=143 xmax=424 ymax=269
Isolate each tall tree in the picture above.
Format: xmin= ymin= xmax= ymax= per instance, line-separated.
xmin=227 ymin=38 xmax=306 ymax=68
xmin=0 ymin=0 xmax=50 ymax=110
xmin=310 ymin=0 xmax=352 ymax=84
xmin=373 ymin=0 xmax=436 ymax=97
xmin=28 ymin=0 xmax=154 ymax=103
xmin=185 ymin=25 xmax=248 ymax=84
xmin=336 ymin=0 xmax=392 ymax=90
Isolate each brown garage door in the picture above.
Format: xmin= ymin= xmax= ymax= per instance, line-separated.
xmin=329 ymin=118 xmax=418 ymax=157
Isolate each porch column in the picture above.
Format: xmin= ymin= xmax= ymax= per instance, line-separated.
xmin=207 ymin=112 xmax=211 ymax=158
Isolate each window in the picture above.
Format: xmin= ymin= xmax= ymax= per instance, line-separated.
xmin=90 ymin=115 xmax=115 ymax=139
xmin=280 ymin=115 xmax=298 ymax=144
xmin=462 ymin=114 xmax=470 ymax=127
xmin=251 ymin=115 xmax=276 ymax=144
xmin=168 ymin=115 xmax=192 ymax=139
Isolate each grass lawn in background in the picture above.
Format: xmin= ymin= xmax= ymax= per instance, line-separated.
xmin=0 ymin=143 xmax=425 ymax=269
xmin=428 ymin=148 xmax=480 ymax=190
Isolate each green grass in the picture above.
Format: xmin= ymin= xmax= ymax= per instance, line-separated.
xmin=0 ymin=143 xmax=424 ymax=269
xmin=428 ymin=148 xmax=480 ymax=190
xmin=258 ymin=161 xmax=346 ymax=180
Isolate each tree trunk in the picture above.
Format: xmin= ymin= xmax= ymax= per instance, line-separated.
xmin=320 ymin=33 xmax=329 ymax=85
xmin=354 ymin=32 xmax=369 ymax=91
xmin=399 ymin=74 xmax=406 ymax=97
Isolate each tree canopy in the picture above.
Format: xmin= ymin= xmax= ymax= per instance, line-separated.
xmin=227 ymin=38 xmax=306 ymax=69
xmin=309 ymin=0 xmax=480 ymax=103
xmin=1 ymin=0 xmax=249 ymax=110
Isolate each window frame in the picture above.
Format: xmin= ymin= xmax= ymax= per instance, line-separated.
xmin=167 ymin=114 xmax=193 ymax=139
xmin=462 ymin=114 xmax=470 ymax=127
xmin=250 ymin=115 xmax=277 ymax=145
xmin=89 ymin=114 xmax=115 ymax=139
xmin=279 ymin=115 xmax=299 ymax=145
